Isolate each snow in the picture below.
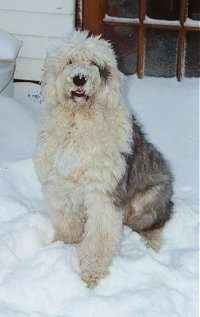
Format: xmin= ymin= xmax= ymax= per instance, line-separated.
xmin=0 ymin=77 xmax=199 ymax=317
xmin=104 ymin=14 xmax=139 ymax=24
xmin=144 ymin=16 xmax=180 ymax=25
xmin=104 ymin=14 xmax=200 ymax=30
xmin=104 ymin=14 xmax=180 ymax=26
xmin=185 ymin=18 xmax=200 ymax=27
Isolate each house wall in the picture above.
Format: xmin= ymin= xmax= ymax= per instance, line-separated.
xmin=0 ymin=0 xmax=75 ymax=80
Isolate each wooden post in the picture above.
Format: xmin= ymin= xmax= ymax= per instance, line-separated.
xmin=82 ymin=0 xmax=106 ymax=35
xmin=75 ymin=0 xmax=83 ymax=30
xmin=137 ymin=0 xmax=146 ymax=78
xmin=176 ymin=0 xmax=187 ymax=81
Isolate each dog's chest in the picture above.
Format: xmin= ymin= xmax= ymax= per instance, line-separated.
xmin=53 ymin=111 xmax=125 ymax=181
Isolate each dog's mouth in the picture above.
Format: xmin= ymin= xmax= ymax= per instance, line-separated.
xmin=71 ymin=88 xmax=89 ymax=100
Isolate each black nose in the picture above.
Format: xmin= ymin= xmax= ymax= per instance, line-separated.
xmin=73 ymin=75 xmax=87 ymax=86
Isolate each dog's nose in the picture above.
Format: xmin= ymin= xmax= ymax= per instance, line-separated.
xmin=73 ymin=75 xmax=87 ymax=86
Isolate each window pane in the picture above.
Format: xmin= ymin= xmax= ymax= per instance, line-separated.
xmin=185 ymin=32 xmax=200 ymax=77
xmin=144 ymin=29 xmax=178 ymax=77
xmin=104 ymin=26 xmax=138 ymax=74
xmin=107 ymin=0 xmax=138 ymax=18
xmin=146 ymin=0 xmax=180 ymax=20
xmin=188 ymin=0 xmax=200 ymax=20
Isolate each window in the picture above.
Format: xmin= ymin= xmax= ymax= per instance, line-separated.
xmin=80 ymin=0 xmax=200 ymax=80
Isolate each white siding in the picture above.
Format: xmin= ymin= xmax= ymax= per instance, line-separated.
xmin=16 ymin=36 xmax=62 ymax=60
xmin=0 ymin=0 xmax=75 ymax=80
xmin=0 ymin=0 xmax=74 ymax=14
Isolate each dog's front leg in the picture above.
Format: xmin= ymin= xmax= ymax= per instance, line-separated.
xmin=50 ymin=207 xmax=85 ymax=244
xmin=79 ymin=192 xmax=122 ymax=288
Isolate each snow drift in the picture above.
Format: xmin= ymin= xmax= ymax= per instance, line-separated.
xmin=0 ymin=77 xmax=198 ymax=317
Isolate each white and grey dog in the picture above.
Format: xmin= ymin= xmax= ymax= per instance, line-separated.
xmin=35 ymin=31 xmax=173 ymax=287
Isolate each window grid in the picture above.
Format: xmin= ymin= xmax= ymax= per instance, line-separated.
xmin=81 ymin=0 xmax=200 ymax=80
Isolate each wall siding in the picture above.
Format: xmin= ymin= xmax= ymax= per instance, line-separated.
xmin=0 ymin=0 xmax=74 ymax=14
xmin=0 ymin=0 xmax=75 ymax=80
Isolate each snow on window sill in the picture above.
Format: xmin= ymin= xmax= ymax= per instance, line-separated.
xmin=104 ymin=14 xmax=200 ymax=29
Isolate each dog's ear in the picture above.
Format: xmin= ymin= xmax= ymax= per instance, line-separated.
xmin=99 ymin=64 xmax=111 ymax=83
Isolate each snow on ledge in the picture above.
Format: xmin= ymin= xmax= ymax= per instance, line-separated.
xmin=104 ymin=14 xmax=139 ymax=23
xmin=184 ymin=17 xmax=200 ymax=27
xmin=104 ymin=14 xmax=200 ymax=28
xmin=144 ymin=16 xmax=180 ymax=25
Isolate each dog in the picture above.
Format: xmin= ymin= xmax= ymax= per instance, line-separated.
xmin=34 ymin=31 xmax=173 ymax=287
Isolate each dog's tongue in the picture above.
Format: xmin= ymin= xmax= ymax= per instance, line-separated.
xmin=76 ymin=88 xmax=84 ymax=94
xmin=72 ymin=87 xmax=86 ymax=98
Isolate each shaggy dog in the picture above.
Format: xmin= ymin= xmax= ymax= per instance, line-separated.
xmin=35 ymin=31 xmax=173 ymax=287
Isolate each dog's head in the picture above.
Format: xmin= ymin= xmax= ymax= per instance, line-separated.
xmin=42 ymin=31 xmax=121 ymax=108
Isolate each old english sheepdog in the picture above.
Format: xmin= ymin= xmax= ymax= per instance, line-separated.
xmin=35 ymin=31 xmax=173 ymax=287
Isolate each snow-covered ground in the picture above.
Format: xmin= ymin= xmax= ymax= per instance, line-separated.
xmin=0 ymin=77 xmax=199 ymax=317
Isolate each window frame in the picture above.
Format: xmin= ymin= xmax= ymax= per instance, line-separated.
xmin=78 ymin=0 xmax=200 ymax=80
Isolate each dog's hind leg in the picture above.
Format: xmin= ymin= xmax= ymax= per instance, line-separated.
xmin=123 ymin=185 xmax=173 ymax=251
xmin=140 ymin=228 xmax=162 ymax=251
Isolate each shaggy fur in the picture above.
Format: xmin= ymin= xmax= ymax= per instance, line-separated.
xmin=34 ymin=31 xmax=173 ymax=287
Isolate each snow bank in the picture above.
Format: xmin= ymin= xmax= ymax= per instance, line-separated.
xmin=0 ymin=77 xmax=198 ymax=317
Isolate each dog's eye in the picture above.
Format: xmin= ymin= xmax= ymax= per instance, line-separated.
xmin=91 ymin=61 xmax=98 ymax=67
xmin=91 ymin=61 xmax=110 ymax=82
xmin=99 ymin=65 xmax=111 ymax=82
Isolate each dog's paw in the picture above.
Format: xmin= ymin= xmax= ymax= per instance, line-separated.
xmin=80 ymin=264 xmax=108 ymax=288
xmin=145 ymin=237 xmax=161 ymax=252
xmin=141 ymin=228 xmax=162 ymax=252
xmin=79 ymin=242 xmax=109 ymax=288
xmin=81 ymin=270 xmax=104 ymax=288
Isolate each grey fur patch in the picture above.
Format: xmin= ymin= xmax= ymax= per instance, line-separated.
xmin=99 ymin=65 xmax=111 ymax=82
xmin=92 ymin=61 xmax=110 ymax=82
xmin=114 ymin=115 xmax=174 ymax=233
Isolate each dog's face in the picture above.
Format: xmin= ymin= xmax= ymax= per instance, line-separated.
xmin=57 ymin=53 xmax=110 ymax=106
xmin=43 ymin=31 xmax=121 ymax=108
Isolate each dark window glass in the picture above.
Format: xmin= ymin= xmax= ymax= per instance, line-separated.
xmin=107 ymin=0 xmax=138 ymax=18
xmin=104 ymin=26 xmax=138 ymax=74
xmin=146 ymin=0 xmax=180 ymax=20
xmin=103 ymin=1 xmax=199 ymax=79
xmin=144 ymin=29 xmax=178 ymax=77
xmin=188 ymin=0 xmax=200 ymax=20
xmin=185 ymin=32 xmax=200 ymax=77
